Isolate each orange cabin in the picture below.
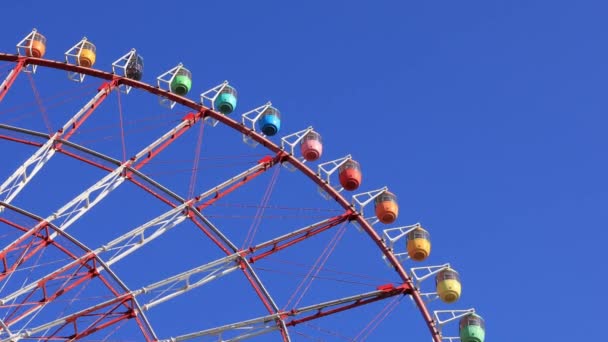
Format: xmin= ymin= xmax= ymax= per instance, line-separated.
xmin=374 ymin=191 xmax=398 ymax=224
xmin=300 ymin=131 xmax=323 ymax=161
xmin=77 ymin=41 xmax=96 ymax=68
xmin=338 ymin=159 xmax=361 ymax=191
xmin=27 ymin=32 xmax=46 ymax=58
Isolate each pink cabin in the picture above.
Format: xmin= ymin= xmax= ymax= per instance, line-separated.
xmin=300 ymin=131 xmax=323 ymax=161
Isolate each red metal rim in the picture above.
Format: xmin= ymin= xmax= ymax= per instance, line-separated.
xmin=0 ymin=53 xmax=441 ymax=341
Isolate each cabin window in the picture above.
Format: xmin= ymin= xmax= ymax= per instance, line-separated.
xmin=175 ymin=68 xmax=192 ymax=78
xmin=408 ymin=229 xmax=430 ymax=240
xmin=33 ymin=34 xmax=46 ymax=43
xmin=220 ymin=86 xmax=237 ymax=96
xmin=263 ymin=107 xmax=281 ymax=118
xmin=375 ymin=192 xmax=396 ymax=203
xmin=460 ymin=315 xmax=484 ymax=329
xmin=303 ymin=132 xmax=321 ymax=142
xmin=82 ymin=41 xmax=96 ymax=52
xmin=340 ymin=160 xmax=360 ymax=171
xmin=436 ymin=270 xmax=460 ymax=283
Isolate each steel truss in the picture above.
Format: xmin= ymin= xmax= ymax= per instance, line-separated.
xmin=0 ymin=204 xmax=354 ymax=339
xmin=0 ymin=81 xmax=116 ymax=207
xmin=0 ymin=110 xmax=207 ymax=282
xmin=0 ymin=159 xmax=280 ymax=327
xmin=159 ymin=284 xmax=411 ymax=342
xmin=0 ymin=53 xmax=445 ymax=342
xmin=0 ymin=201 xmax=156 ymax=341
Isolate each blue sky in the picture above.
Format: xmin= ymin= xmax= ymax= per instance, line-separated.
xmin=0 ymin=0 xmax=606 ymax=341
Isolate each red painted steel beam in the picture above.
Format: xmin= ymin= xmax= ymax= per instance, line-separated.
xmin=248 ymin=211 xmax=354 ymax=263
xmin=0 ymin=203 xmax=147 ymax=338
xmin=55 ymin=81 xmax=117 ymax=144
xmin=0 ymin=220 xmax=49 ymax=280
xmin=0 ymin=59 xmax=24 ymax=102
xmin=42 ymin=298 xmax=134 ymax=341
xmin=196 ymin=154 xmax=284 ymax=212
xmin=285 ymin=285 xmax=410 ymax=327
xmin=1 ymin=254 xmax=97 ymax=327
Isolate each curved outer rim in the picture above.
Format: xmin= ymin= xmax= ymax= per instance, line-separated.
xmin=0 ymin=53 xmax=442 ymax=341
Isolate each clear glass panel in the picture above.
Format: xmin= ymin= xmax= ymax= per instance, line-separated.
xmin=176 ymin=67 xmax=192 ymax=78
xmin=407 ymin=229 xmax=430 ymax=240
xmin=262 ymin=106 xmax=281 ymax=118
xmin=82 ymin=41 xmax=96 ymax=52
xmin=220 ymin=85 xmax=238 ymax=96
xmin=436 ymin=269 xmax=460 ymax=283
xmin=32 ymin=32 xmax=46 ymax=43
xmin=375 ymin=191 xmax=396 ymax=203
xmin=127 ymin=54 xmax=144 ymax=70
xmin=302 ymin=131 xmax=321 ymax=143
xmin=460 ymin=315 xmax=484 ymax=329
xmin=339 ymin=160 xmax=360 ymax=172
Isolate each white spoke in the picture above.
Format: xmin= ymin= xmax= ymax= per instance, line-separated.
xmin=0 ymin=87 xmax=111 ymax=208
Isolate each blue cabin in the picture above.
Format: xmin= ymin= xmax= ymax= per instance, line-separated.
xmin=258 ymin=106 xmax=281 ymax=136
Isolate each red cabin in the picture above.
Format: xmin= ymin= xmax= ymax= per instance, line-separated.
xmin=338 ymin=159 xmax=362 ymax=191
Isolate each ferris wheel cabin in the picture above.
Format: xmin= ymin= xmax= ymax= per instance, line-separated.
xmin=435 ymin=268 xmax=462 ymax=303
xmin=25 ymin=31 xmax=47 ymax=58
xmin=258 ymin=106 xmax=281 ymax=136
xmin=300 ymin=131 xmax=323 ymax=161
xmin=126 ymin=54 xmax=144 ymax=81
xmin=374 ymin=191 xmax=399 ymax=224
xmin=77 ymin=41 xmax=96 ymax=67
xmin=406 ymin=227 xmax=431 ymax=261
xmin=459 ymin=313 xmax=485 ymax=342
xmin=170 ymin=67 xmax=192 ymax=96
xmin=338 ymin=159 xmax=362 ymax=191
xmin=214 ymin=85 xmax=238 ymax=115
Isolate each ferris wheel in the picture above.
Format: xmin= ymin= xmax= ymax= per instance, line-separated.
xmin=0 ymin=29 xmax=486 ymax=341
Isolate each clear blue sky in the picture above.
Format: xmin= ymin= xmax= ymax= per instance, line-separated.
xmin=0 ymin=1 xmax=606 ymax=341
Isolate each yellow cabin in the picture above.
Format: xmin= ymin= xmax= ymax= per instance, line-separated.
xmin=78 ymin=41 xmax=96 ymax=68
xmin=435 ymin=268 xmax=461 ymax=303
xmin=406 ymin=227 xmax=431 ymax=261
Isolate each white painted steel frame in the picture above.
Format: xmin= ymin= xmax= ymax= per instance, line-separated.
xmin=0 ymin=85 xmax=113 ymax=207
xmin=382 ymin=223 xmax=422 ymax=263
xmin=352 ymin=186 xmax=389 ymax=226
xmin=434 ymin=309 xmax=476 ymax=341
